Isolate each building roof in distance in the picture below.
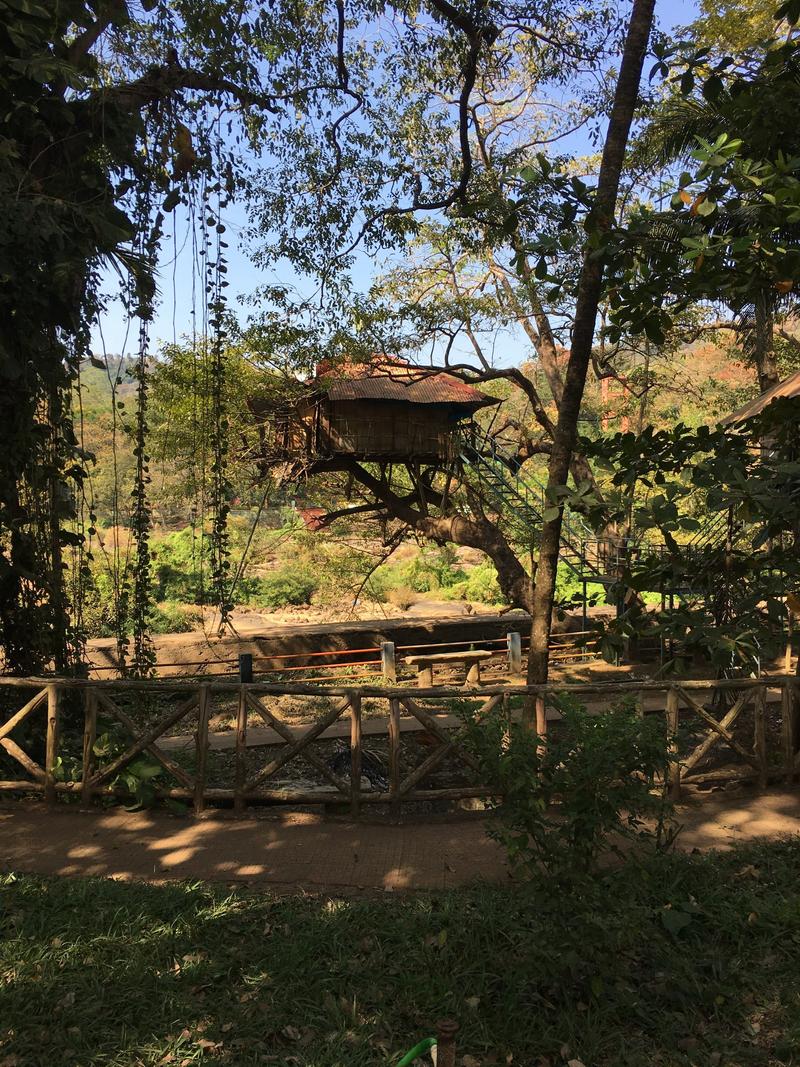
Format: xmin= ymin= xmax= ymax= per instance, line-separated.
xmin=724 ymin=367 xmax=800 ymax=423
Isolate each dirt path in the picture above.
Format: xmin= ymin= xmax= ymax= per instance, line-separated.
xmin=1 ymin=788 xmax=798 ymax=891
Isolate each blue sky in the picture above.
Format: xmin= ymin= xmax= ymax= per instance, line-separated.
xmin=95 ymin=0 xmax=700 ymax=363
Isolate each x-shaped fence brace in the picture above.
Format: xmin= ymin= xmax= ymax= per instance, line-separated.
xmin=0 ymin=687 xmax=49 ymax=787
xmin=1 ymin=678 xmax=798 ymax=812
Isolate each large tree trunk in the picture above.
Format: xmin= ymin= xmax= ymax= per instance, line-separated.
xmin=527 ymin=0 xmax=657 ymax=687
xmin=336 ymin=457 xmax=535 ymax=611
xmin=418 ymin=513 xmax=533 ymax=611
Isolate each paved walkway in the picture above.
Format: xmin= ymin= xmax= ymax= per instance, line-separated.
xmin=1 ymin=788 xmax=798 ymax=891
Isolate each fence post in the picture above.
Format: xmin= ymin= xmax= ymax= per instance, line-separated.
xmin=506 ymin=632 xmax=522 ymax=680
xmin=381 ymin=641 xmax=396 ymax=683
xmin=435 ymin=1020 xmax=459 ymax=1067
xmin=45 ymin=683 xmax=60 ymax=807
xmin=238 ymin=653 xmax=253 ymax=684
xmin=81 ymin=688 xmax=97 ymax=808
xmin=535 ymin=694 xmax=547 ymax=741
xmin=234 ymin=685 xmax=248 ymax=813
xmin=350 ymin=693 xmax=362 ymax=818
xmin=194 ymin=684 xmax=211 ymax=815
xmin=388 ymin=697 xmax=401 ymax=822
xmin=666 ymin=686 xmax=681 ymax=801
xmin=785 ymin=612 xmax=793 ymax=673
xmin=783 ymin=680 xmax=797 ymax=783
xmin=754 ymin=685 xmax=768 ymax=790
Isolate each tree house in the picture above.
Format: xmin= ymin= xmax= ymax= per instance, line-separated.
xmin=261 ymin=358 xmax=499 ymax=465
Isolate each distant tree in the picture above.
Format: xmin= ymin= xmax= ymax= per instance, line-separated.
xmin=610 ymin=17 xmax=800 ymax=394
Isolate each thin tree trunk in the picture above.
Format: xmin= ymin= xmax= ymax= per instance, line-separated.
xmin=527 ymin=0 xmax=657 ymax=686
xmin=754 ymin=293 xmax=780 ymax=393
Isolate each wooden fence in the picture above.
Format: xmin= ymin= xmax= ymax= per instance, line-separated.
xmin=0 ymin=675 xmax=797 ymax=817
xmin=85 ymin=630 xmax=600 ymax=681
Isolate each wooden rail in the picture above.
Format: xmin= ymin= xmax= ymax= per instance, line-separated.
xmin=0 ymin=675 xmax=797 ymax=815
xmin=85 ymin=630 xmax=601 ymax=681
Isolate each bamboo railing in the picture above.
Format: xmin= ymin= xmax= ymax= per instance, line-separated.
xmin=0 ymin=675 xmax=797 ymax=815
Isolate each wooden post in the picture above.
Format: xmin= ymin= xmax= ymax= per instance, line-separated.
xmin=506 ymin=632 xmax=522 ymax=679
xmin=194 ymin=684 xmax=211 ymax=815
xmin=238 ymin=653 xmax=253 ymax=684
xmin=381 ymin=642 xmax=396 ymax=683
xmin=666 ymin=686 xmax=681 ymax=801
xmin=234 ymin=685 xmax=247 ymax=813
xmin=44 ymin=683 xmax=60 ymax=807
xmin=81 ymin=688 xmax=97 ymax=809
xmin=435 ymin=1020 xmax=459 ymax=1067
xmin=785 ymin=612 xmax=793 ymax=673
xmin=754 ymin=685 xmax=768 ymax=790
xmin=535 ymin=694 xmax=547 ymax=740
xmin=501 ymin=691 xmax=511 ymax=753
xmin=783 ymin=680 xmax=796 ymax=783
xmin=350 ymin=694 xmax=362 ymax=818
xmin=388 ymin=696 xmax=401 ymax=821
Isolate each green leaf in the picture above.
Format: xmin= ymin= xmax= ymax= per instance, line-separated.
xmin=661 ymin=908 xmax=693 ymax=936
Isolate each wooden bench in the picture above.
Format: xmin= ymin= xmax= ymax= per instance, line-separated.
xmin=404 ymin=649 xmax=493 ymax=688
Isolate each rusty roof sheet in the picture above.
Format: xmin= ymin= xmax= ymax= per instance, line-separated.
xmin=724 ymin=368 xmax=800 ymax=423
xmin=319 ymin=363 xmax=498 ymax=408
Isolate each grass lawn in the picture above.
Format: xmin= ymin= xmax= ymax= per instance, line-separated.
xmin=1 ymin=840 xmax=800 ymax=1066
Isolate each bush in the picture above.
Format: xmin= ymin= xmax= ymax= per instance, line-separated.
xmin=444 ymin=560 xmax=505 ymax=604
xmin=554 ymin=563 xmax=606 ymax=609
xmin=462 ymin=696 xmax=674 ymax=880
xmin=402 ymin=546 xmax=466 ymax=592
xmin=255 ymin=567 xmax=317 ymax=609
xmin=386 ymin=584 xmax=416 ymax=610
xmin=368 ymin=547 xmax=465 ymax=604
xmin=149 ymin=601 xmax=202 ymax=634
xmin=151 ymin=527 xmax=207 ymax=603
xmin=81 ymin=566 xmax=124 ymax=638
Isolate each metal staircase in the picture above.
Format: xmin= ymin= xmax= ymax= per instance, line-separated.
xmin=458 ymin=429 xmax=617 ymax=584
xmin=458 ymin=425 xmax=737 ymax=590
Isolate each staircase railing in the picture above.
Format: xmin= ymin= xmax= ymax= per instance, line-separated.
xmin=457 ymin=423 xmax=743 ymax=587
xmin=458 ymin=427 xmax=620 ymax=582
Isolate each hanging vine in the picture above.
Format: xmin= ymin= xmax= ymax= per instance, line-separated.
xmin=126 ymin=121 xmax=166 ymax=677
xmin=207 ymin=116 xmax=234 ymax=631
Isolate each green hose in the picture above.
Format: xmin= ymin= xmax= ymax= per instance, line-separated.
xmin=396 ymin=1037 xmax=436 ymax=1067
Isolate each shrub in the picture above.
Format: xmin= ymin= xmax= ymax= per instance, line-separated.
xmin=403 ymin=545 xmax=466 ymax=592
xmin=386 ymin=584 xmax=416 ymax=610
xmin=255 ymin=567 xmax=317 ymax=609
xmin=81 ymin=566 xmax=124 ymax=638
xmin=151 ymin=527 xmax=207 ymax=603
xmin=149 ymin=601 xmax=202 ymax=634
xmin=554 ymin=563 xmax=606 ymax=608
xmin=462 ymin=696 xmax=674 ymax=880
xmin=444 ymin=560 xmax=505 ymax=604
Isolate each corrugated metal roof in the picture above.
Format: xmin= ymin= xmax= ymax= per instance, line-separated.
xmin=318 ymin=362 xmax=498 ymax=408
xmin=724 ymin=368 xmax=800 ymax=423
